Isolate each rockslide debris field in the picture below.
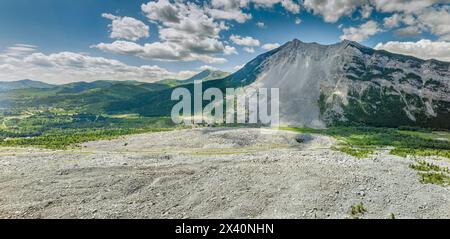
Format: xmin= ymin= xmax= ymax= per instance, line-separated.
xmin=0 ymin=128 xmax=449 ymax=219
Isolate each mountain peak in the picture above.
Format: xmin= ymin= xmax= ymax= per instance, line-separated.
xmin=182 ymin=69 xmax=230 ymax=83
xmin=339 ymin=39 xmax=371 ymax=50
xmin=189 ymin=70 xmax=214 ymax=81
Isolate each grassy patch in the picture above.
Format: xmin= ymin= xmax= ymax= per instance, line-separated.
xmin=409 ymin=160 xmax=450 ymax=186
xmin=409 ymin=160 xmax=448 ymax=172
xmin=391 ymin=148 xmax=450 ymax=158
xmin=281 ymin=126 xmax=450 ymax=159
xmin=332 ymin=145 xmax=373 ymax=158
xmin=349 ymin=202 xmax=366 ymax=219
xmin=0 ymin=128 xmax=172 ymax=149
xmin=418 ymin=172 xmax=450 ymax=186
xmin=0 ymin=112 xmax=178 ymax=149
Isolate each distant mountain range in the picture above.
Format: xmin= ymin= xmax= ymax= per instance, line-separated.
xmin=0 ymin=69 xmax=229 ymax=91
xmin=0 ymin=79 xmax=54 ymax=91
xmin=1 ymin=40 xmax=449 ymax=129
xmin=0 ymin=69 xmax=230 ymax=112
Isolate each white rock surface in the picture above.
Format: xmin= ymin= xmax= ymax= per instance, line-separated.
xmin=0 ymin=128 xmax=449 ymax=219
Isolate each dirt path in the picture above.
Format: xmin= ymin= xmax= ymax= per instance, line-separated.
xmin=0 ymin=128 xmax=449 ymax=218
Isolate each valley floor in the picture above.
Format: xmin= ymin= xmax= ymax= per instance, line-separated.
xmin=0 ymin=128 xmax=449 ymax=219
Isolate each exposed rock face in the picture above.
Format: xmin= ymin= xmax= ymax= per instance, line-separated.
xmin=231 ymin=39 xmax=450 ymax=128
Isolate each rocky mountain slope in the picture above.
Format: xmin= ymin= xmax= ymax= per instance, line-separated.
xmin=240 ymin=39 xmax=450 ymax=128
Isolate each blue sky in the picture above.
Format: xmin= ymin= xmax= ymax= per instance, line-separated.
xmin=0 ymin=0 xmax=449 ymax=83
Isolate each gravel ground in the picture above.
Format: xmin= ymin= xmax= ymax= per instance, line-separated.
xmin=0 ymin=127 xmax=449 ymax=219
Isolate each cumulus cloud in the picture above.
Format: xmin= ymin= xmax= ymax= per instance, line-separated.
xmin=208 ymin=8 xmax=252 ymax=23
xmin=374 ymin=39 xmax=450 ymax=62
xmin=416 ymin=5 xmax=450 ymax=40
xmin=340 ymin=20 xmax=382 ymax=42
xmin=93 ymin=41 xmax=228 ymax=64
xmin=295 ymin=17 xmax=302 ymax=24
xmin=0 ymin=45 xmax=195 ymax=84
xmin=230 ymin=35 xmax=260 ymax=46
xmin=262 ymin=43 xmax=280 ymax=50
xmin=224 ymin=45 xmax=238 ymax=55
xmin=371 ymin=0 xmax=446 ymax=13
xmin=383 ymin=13 xmax=402 ymax=28
xmin=302 ymin=0 xmax=447 ymax=24
xmin=280 ymin=0 xmax=301 ymax=13
xmin=243 ymin=47 xmax=255 ymax=53
xmin=303 ymin=0 xmax=364 ymax=23
xmin=381 ymin=5 xmax=449 ymax=40
xmin=246 ymin=0 xmax=300 ymax=13
xmin=102 ymin=13 xmax=149 ymax=41
xmin=382 ymin=13 xmax=423 ymax=37
xmin=256 ymin=21 xmax=266 ymax=28
xmin=199 ymin=65 xmax=219 ymax=71
xmin=207 ymin=0 xmax=252 ymax=23
xmin=360 ymin=4 xmax=373 ymax=18
xmin=210 ymin=0 xmax=300 ymax=16
xmin=394 ymin=26 xmax=423 ymax=37
xmin=94 ymin=0 xmax=234 ymax=64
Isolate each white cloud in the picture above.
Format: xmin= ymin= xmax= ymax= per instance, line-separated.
xmin=382 ymin=5 xmax=450 ymax=40
xmin=94 ymin=41 xmax=178 ymax=60
xmin=199 ymin=65 xmax=219 ymax=71
xmin=280 ymin=0 xmax=301 ymax=13
xmin=416 ymin=5 xmax=450 ymax=40
xmin=243 ymin=47 xmax=255 ymax=53
xmin=211 ymin=0 xmax=300 ymax=15
xmin=394 ymin=26 xmax=422 ymax=37
xmin=142 ymin=0 xmax=223 ymax=39
xmin=224 ymin=45 xmax=238 ymax=55
xmin=401 ymin=14 xmax=417 ymax=25
xmin=383 ymin=13 xmax=420 ymax=32
xmin=95 ymin=0 xmax=234 ymax=64
xmin=230 ymin=35 xmax=260 ymax=46
xmin=340 ymin=20 xmax=382 ymax=42
xmin=3 ymin=44 xmax=37 ymax=57
xmin=102 ymin=13 xmax=149 ymax=41
xmin=141 ymin=0 xmax=181 ymax=23
xmin=360 ymin=4 xmax=373 ymax=18
xmin=256 ymin=21 xmax=266 ymax=28
xmin=383 ymin=13 xmax=402 ymax=28
xmin=302 ymin=0 xmax=447 ymax=23
xmin=371 ymin=0 xmax=446 ymax=13
xmin=0 ymin=46 xmax=196 ymax=84
xmin=207 ymin=8 xmax=252 ymax=23
xmin=93 ymin=40 xmax=228 ymax=64
xmin=374 ymin=39 xmax=450 ymax=62
xmin=211 ymin=0 xmax=248 ymax=9
xmin=262 ymin=43 xmax=281 ymax=50
xmin=303 ymin=0 xmax=363 ymax=23
xmin=295 ymin=17 xmax=302 ymax=24
xmin=207 ymin=0 xmax=252 ymax=23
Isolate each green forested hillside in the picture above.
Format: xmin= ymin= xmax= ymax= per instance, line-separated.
xmin=0 ymin=70 xmax=230 ymax=148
